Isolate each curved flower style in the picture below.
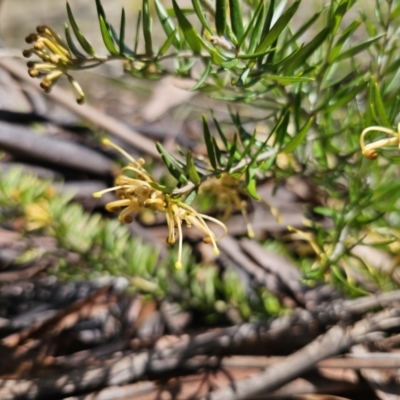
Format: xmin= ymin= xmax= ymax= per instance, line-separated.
xmin=23 ymin=26 xmax=85 ymax=103
xmin=93 ymin=139 xmax=227 ymax=269
xmin=360 ymin=124 xmax=400 ymax=160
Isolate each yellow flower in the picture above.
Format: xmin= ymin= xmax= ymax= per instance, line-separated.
xmin=360 ymin=124 xmax=400 ymax=160
xmin=200 ymin=173 xmax=255 ymax=238
xmin=93 ymin=139 xmax=227 ymax=269
xmin=23 ymin=25 xmax=85 ymax=103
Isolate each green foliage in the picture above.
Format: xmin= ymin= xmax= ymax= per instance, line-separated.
xmin=22 ymin=0 xmax=400 ymax=295
xmin=0 ymin=168 xmax=282 ymax=321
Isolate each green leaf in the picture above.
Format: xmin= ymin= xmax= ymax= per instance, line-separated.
xmin=134 ymin=10 xmax=142 ymax=54
xmin=142 ymin=0 xmax=153 ymax=55
xmin=191 ymin=60 xmax=212 ymax=91
xmin=238 ymin=1 xmax=264 ymax=51
xmin=284 ymin=27 xmax=330 ymax=73
xmin=328 ymin=19 xmax=362 ymax=63
xmin=94 ymin=0 xmax=119 ymax=55
xmin=186 ymin=152 xmax=201 ymax=184
xmin=385 ymin=66 xmax=400 ymax=96
xmin=66 ymin=2 xmax=96 ymax=56
xmin=255 ymin=0 xmax=300 ymax=55
xmin=373 ymin=80 xmax=390 ymax=127
xmin=119 ymin=8 xmax=126 ymax=55
xmin=226 ymin=133 xmax=238 ymax=171
xmin=247 ymin=2 xmax=267 ymax=55
xmin=334 ymin=35 xmax=384 ymax=62
xmin=263 ymin=75 xmax=314 ymax=85
xmin=331 ymin=0 xmax=354 ymax=36
xmin=324 ymin=81 xmax=368 ymax=112
xmin=202 ymin=115 xmax=217 ymax=169
xmin=94 ymin=0 xmax=106 ymax=20
xmin=100 ymin=21 xmax=119 ymax=56
xmin=241 ymin=129 xmax=258 ymax=160
xmin=246 ymin=167 xmax=260 ymax=200
xmin=158 ymin=29 xmax=178 ymax=56
xmin=282 ymin=116 xmax=314 ymax=153
xmin=391 ymin=2 xmax=400 ymax=19
xmin=215 ymin=0 xmax=227 ymax=36
xmin=155 ymin=0 xmax=180 ymax=48
xmin=260 ymin=0 xmax=275 ymax=41
xmin=184 ymin=187 xmax=198 ymax=205
xmin=273 ymin=110 xmax=290 ymax=148
xmin=109 ymin=23 xmax=135 ymax=57
xmin=229 ymin=0 xmax=244 ymax=41
xmin=289 ymin=10 xmax=322 ymax=46
xmin=98 ymin=14 xmax=119 ymax=55
xmin=191 ymin=0 xmax=213 ymax=32
xmin=156 ymin=143 xmax=188 ymax=184
xmin=238 ymin=47 xmax=275 ymax=59
xmin=64 ymin=24 xmax=86 ymax=59
xmin=212 ymin=113 xmax=229 ymax=151
xmin=173 ymin=0 xmax=202 ymax=53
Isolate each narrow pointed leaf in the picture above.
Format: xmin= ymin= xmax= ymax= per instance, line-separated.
xmin=134 ymin=10 xmax=142 ymax=53
xmin=98 ymin=15 xmax=119 ymax=55
xmin=142 ymin=0 xmax=153 ymax=55
xmin=66 ymin=2 xmax=96 ymax=56
xmin=324 ymin=81 xmax=368 ymax=112
xmin=238 ymin=48 xmax=276 ymax=59
xmin=284 ymin=27 xmax=330 ymax=73
xmin=241 ymin=129 xmax=258 ymax=160
xmin=191 ymin=60 xmax=212 ymax=90
xmin=119 ymin=8 xmax=126 ymax=55
xmin=263 ymin=75 xmax=314 ymax=85
xmin=261 ymin=0 xmax=275 ymax=40
xmin=109 ymin=23 xmax=135 ymax=57
xmin=215 ymin=0 xmax=227 ymax=36
xmin=238 ymin=1 xmax=264 ymax=51
xmin=246 ymin=167 xmax=260 ymax=200
xmin=155 ymin=0 xmax=180 ymax=48
xmin=184 ymin=188 xmax=198 ymax=205
xmin=158 ymin=29 xmax=178 ymax=56
xmin=64 ymin=24 xmax=86 ymax=58
xmin=186 ymin=152 xmax=201 ymax=184
xmin=229 ymin=0 xmax=244 ymax=40
xmin=282 ymin=116 xmax=314 ymax=153
xmin=385 ymin=66 xmax=400 ymax=96
xmin=290 ymin=10 xmax=322 ymax=44
xmin=226 ymin=134 xmax=238 ymax=171
xmin=191 ymin=0 xmax=213 ymax=32
xmin=373 ymin=81 xmax=390 ymax=127
xmin=212 ymin=113 xmax=229 ymax=150
xmin=173 ymin=0 xmax=202 ymax=53
xmin=248 ymin=2 xmax=266 ymax=54
xmin=273 ymin=110 xmax=290 ymax=148
xmin=95 ymin=0 xmax=106 ymax=19
xmin=156 ymin=143 xmax=188 ymax=184
xmin=328 ymin=19 xmax=362 ymax=63
xmin=202 ymin=115 xmax=217 ymax=169
xmin=334 ymin=35 xmax=384 ymax=62
xmin=255 ymin=0 xmax=300 ymax=54
xmin=331 ymin=0 xmax=354 ymax=35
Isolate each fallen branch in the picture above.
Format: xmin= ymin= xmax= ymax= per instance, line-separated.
xmin=200 ymin=309 xmax=400 ymax=400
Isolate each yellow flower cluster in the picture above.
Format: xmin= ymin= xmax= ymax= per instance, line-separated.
xmin=23 ymin=25 xmax=85 ymax=103
xmin=93 ymin=140 xmax=227 ymax=269
xmin=200 ymin=173 xmax=254 ymax=238
xmin=360 ymin=124 xmax=400 ymax=160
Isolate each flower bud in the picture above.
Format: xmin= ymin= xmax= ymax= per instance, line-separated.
xmin=23 ymin=49 xmax=32 ymax=58
xmin=28 ymin=68 xmax=39 ymax=78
